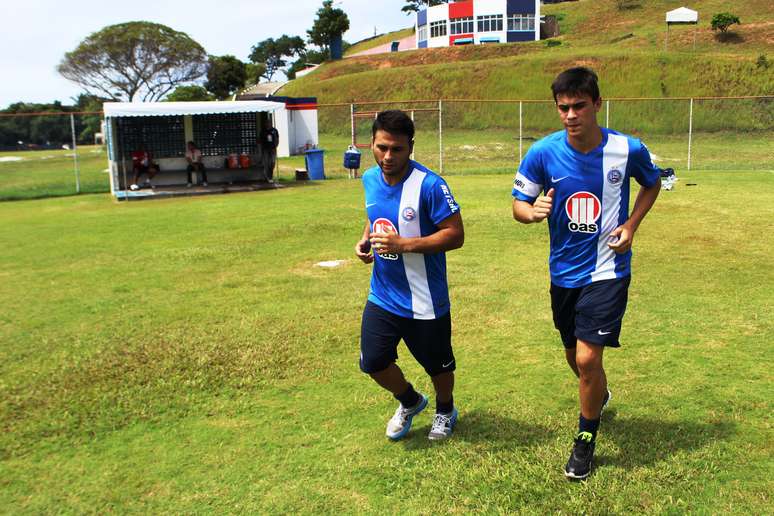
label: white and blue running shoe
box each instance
[385,394,428,441]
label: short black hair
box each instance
[372,110,415,141]
[551,67,600,103]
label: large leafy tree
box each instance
[249,36,306,82]
[205,55,247,99]
[58,21,208,102]
[711,13,741,33]
[401,0,448,14]
[165,85,214,102]
[307,1,350,53]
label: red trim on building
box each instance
[286,104,318,111]
[449,34,474,45]
[449,0,473,19]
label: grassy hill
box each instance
[344,28,414,57]
[281,0,773,103]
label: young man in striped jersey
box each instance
[512,67,661,479]
[355,110,465,441]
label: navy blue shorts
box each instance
[360,301,455,377]
[550,276,631,348]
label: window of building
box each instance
[450,16,474,35]
[430,20,447,38]
[477,14,503,33]
[117,116,185,159]
[418,24,428,41]
[193,113,259,156]
[507,14,535,32]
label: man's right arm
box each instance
[513,189,555,224]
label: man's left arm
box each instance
[370,212,464,255]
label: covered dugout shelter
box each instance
[104,101,285,199]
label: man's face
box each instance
[372,129,413,178]
[555,93,601,139]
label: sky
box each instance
[1,0,414,108]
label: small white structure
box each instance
[665,7,699,50]
[249,96,320,157]
[103,101,285,197]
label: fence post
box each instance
[687,98,694,171]
[350,103,355,147]
[519,101,523,163]
[605,100,610,128]
[70,113,81,194]
[438,99,444,175]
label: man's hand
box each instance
[532,188,555,222]
[608,224,634,254]
[355,237,373,263]
[370,230,405,255]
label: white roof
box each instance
[103,100,285,118]
[666,7,698,23]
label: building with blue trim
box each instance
[416,0,540,49]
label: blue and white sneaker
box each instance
[385,394,428,441]
[428,407,458,441]
[601,388,612,414]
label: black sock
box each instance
[395,383,421,408]
[578,414,600,441]
[436,396,454,415]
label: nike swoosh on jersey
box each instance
[551,176,569,183]
[365,202,377,208]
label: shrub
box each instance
[711,13,740,33]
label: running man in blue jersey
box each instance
[355,110,465,441]
[512,68,661,479]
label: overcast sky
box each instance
[1,0,414,108]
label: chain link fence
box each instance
[1,97,771,199]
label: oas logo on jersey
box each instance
[372,218,399,261]
[565,191,601,233]
[401,207,416,221]
[607,168,623,185]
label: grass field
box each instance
[0,166,772,512]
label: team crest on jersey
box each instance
[372,218,399,261]
[401,207,416,221]
[607,168,623,185]
[565,192,601,233]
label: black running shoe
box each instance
[565,432,595,480]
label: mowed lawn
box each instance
[0,170,771,513]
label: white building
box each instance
[416,0,541,49]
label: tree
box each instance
[245,63,267,86]
[165,85,214,102]
[711,13,740,33]
[205,55,247,99]
[249,36,306,82]
[307,1,350,54]
[58,21,208,102]
[402,1,448,15]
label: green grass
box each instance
[0,165,772,512]
[0,146,109,200]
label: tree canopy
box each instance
[307,1,350,51]
[249,36,306,82]
[711,13,741,33]
[57,21,208,102]
[205,55,247,99]
[401,1,448,14]
[165,85,214,102]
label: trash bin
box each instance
[305,149,325,180]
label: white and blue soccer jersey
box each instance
[363,160,460,320]
[512,128,660,288]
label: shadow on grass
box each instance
[400,408,558,451]
[597,409,736,468]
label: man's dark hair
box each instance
[372,110,415,141]
[551,67,600,103]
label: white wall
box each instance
[427,3,449,48]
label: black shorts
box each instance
[360,301,455,377]
[550,276,631,349]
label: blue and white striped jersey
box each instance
[363,160,460,320]
[512,128,660,288]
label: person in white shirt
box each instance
[185,141,208,187]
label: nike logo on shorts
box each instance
[597,330,612,336]
[442,360,455,368]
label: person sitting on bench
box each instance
[130,146,159,190]
[186,141,208,187]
